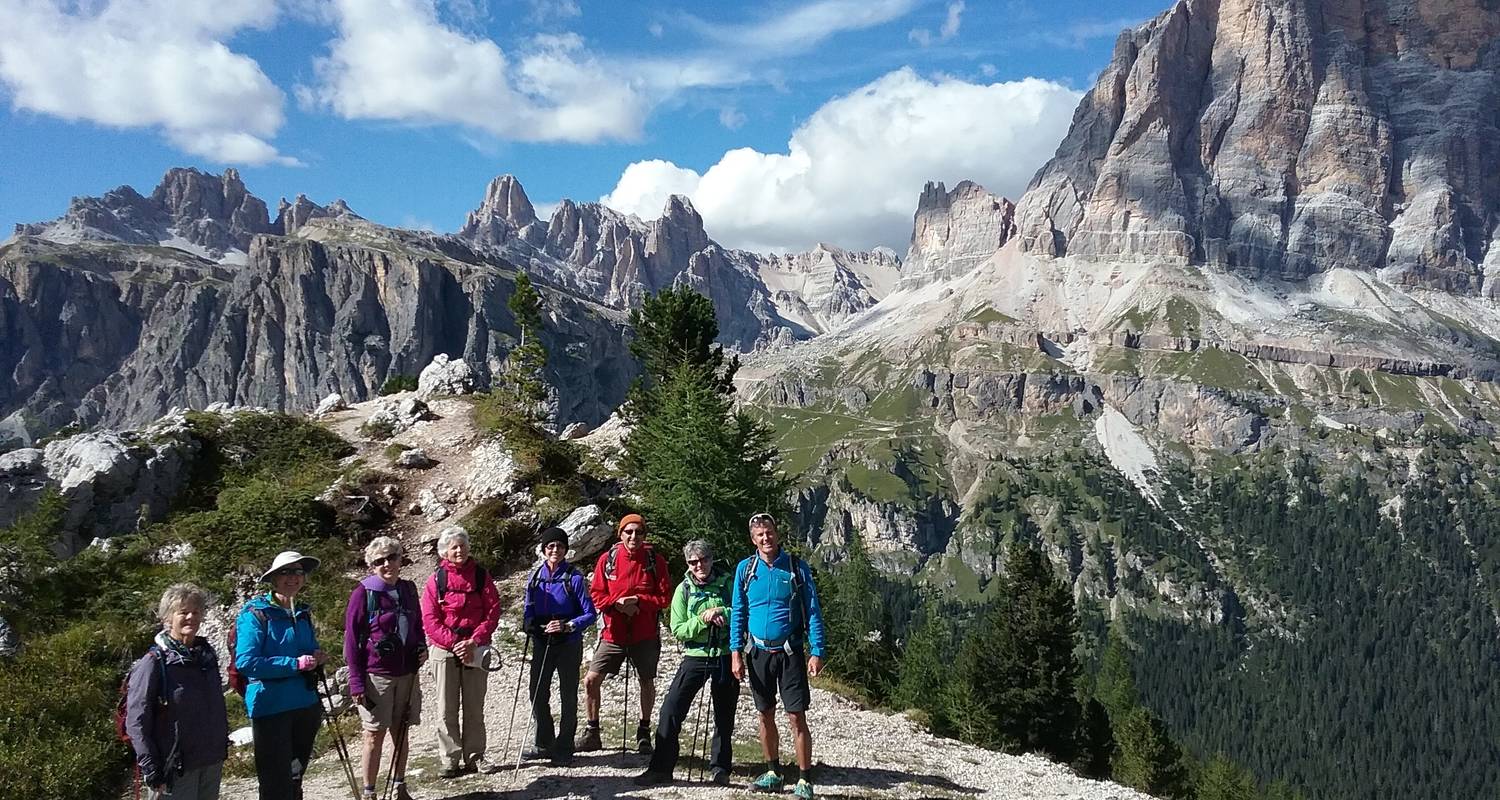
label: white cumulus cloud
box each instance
[600,68,1080,253]
[0,0,295,165]
[304,0,646,143]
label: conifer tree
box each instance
[500,271,549,421]
[823,532,894,700]
[622,288,787,562]
[893,597,951,725]
[1195,753,1258,800]
[1112,706,1188,796]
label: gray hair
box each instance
[364,535,403,566]
[436,526,470,552]
[156,583,209,624]
[683,539,713,564]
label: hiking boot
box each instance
[793,778,815,799]
[710,768,731,786]
[470,755,501,774]
[550,750,573,767]
[751,770,785,793]
[438,762,464,779]
[393,782,416,800]
[577,723,602,752]
[633,769,672,787]
[362,789,377,800]
[521,745,549,761]
[635,721,653,754]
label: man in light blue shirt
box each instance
[730,513,827,799]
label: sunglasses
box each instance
[687,557,709,566]
[274,568,307,578]
[621,526,644,534]
[371,554,403,567]
[748,513,776,527]
[543,542,567,551]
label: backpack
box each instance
[741,554,811,649]
[603,543,658,581]
[528,562,583,611]
[225,607,269,697]
[435,562,489,603]
[115,645,170,746]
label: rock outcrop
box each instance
[1013,0,1500,296]
[902,180,1015,286]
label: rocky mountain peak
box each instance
[1012,0,1500,297]
[274,194,363,235]
[903,179,1015,285]
[459,174,539,246]
[14,166,273,260]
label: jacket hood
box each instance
[246,593,311,617]
[360,574,401,591]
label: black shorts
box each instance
[746,647,810,713]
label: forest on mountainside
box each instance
[813,432,1500,800]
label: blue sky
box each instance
[0,0,1166,252]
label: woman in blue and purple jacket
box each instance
[344,536,427,800]
[520,526,598,764]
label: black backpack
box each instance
[528,562,583,609]
[741,554,811,645]
[602,543,658,581]
[435,563,489,602]
[360,579,418,649]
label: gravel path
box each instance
[220,564,1154,800]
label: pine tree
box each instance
[893,598,951,725]
[499,271,549,421]
[622,287,788,562]
[1112,706,1189,797]
[1195,753,1258,800]
[626,286,737,409]
[940,543,1083,760]
[1096,636,1139,719]
[823,532,894,700]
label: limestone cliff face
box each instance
[903,180,1015,286]
[1013,0,1500,295]
[459,175,902,348]
[0,220,636,443]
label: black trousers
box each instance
[251,703,321,800]
[529,635,583,756]
[647,654,739,775]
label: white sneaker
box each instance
[470,755,501,774]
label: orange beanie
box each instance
[616,513,645,534]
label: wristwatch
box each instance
[564,621,575,633]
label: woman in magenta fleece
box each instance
[343,536,426,800]
[420,527,502,778]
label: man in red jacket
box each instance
[578,513,671,753]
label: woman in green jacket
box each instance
[634,539,740,786]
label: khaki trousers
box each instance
[431,646,489,766]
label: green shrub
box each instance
[358,417,398,441]
[182,478,337,580]
[0,620,143,800]
[379,375,418,395]
[384,442,413,460]
[460,499,538,574]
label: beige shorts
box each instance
[587,638,660,679]
[356,673,422,733]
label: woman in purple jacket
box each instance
[520,526,598,764]
[344,536,427,800]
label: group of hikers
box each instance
[122,512,828,800]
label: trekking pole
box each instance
[317,669,363,800]
[510,636,553,783]
[695,624,719,783]
[380,669,418,800]
[621,656,633,753]
[499,635,532,774]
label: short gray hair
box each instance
[364,536,403,566]
[436,526,470,552]
[683,539,713,564]
[156,583,209,624]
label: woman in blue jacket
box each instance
[235,551,327,800]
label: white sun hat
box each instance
[259,550,322,583]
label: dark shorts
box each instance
[587,638,661,680]
[746,647,810,713]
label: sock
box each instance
[769,757,782,775]
[587,719,600,728]
[638,718,650,728]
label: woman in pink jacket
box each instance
[420,527,502,778]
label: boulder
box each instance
[312,393,349,417]
[417,487,452,521]
[418,354,476,399]
[560,422,590,440]
[0,615,19,659]
[362,397,433,439]
[464,440,519,502]
[394,448,434,469]
[558,504,613,564]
